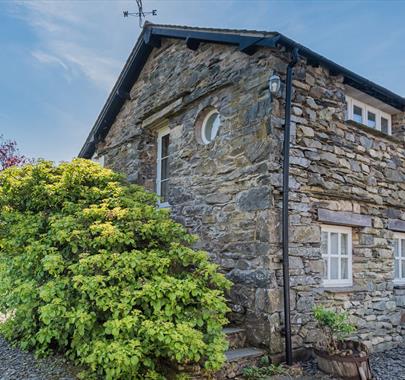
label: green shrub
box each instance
[242,357,286,380]
[313,306,355,352]
[0,159,230,379]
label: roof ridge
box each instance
[144,22,277,36]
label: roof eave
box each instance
[79,28,152,158]
[277,34,405,111]
[79,25,405,159]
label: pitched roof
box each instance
[79,23,405,158]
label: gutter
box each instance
[282,46,299,366]
[276,34,404,110]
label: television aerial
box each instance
[123,0,157,28]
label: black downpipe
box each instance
[282,46,299,366]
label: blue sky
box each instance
[1,0,405,162]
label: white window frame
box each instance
[201,109,221,145]
[393,232,405,285]
[156,126,170,208]
[346,95,392,135]
[91,154,105,167]
[350,98,365,125]
[321,225,353,287]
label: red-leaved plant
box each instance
[0,135,30,171]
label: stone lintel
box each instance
[388,219,405,232]
[317,208,372,227]
[142,97,183,128]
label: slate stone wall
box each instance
[94,38,405,355]
[283,63,405,352]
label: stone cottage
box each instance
[79,24,405,362]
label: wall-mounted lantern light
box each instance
[268,74,281,95]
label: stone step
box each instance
[225,347,267,362]
[169,347,267,379]
[223,327,246,349]
[216,347,267,379]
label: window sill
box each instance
[346,120,401,144]
[393,282,405,289]
[319,285,366,294]
[158,202,171,209]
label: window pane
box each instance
[402,260,405,280]
[204,123,213,142]
[395,259,400,279]
[341,258,348,279]
[381,117,389,134]
[210,114,221,140]
[353,105,363,123]
[341,234,348,256]
[160,180,168,202]
[321,232,328,255]
[394,239,399,258]
[204,112,220,143]
[323,258,328,279]
[330,233,339,255]
[367,111,376,128]
[161,157,168,180]
[401,240,405,258]
[161,134,170,157]
[330,257,339,279]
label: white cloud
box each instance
[50,41,121,90]
[12,0,130,91]
[31,50,69,71]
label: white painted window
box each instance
[381,117,389,134]
[91,154,105,167]
[156,126,170,208]
[367,110,376,129]
[353,104,363,124]
[201,109,221,144]
[394,233,405,284]
[321,225,353,287]
[346,95,392,135]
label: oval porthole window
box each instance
[201,109,221,144]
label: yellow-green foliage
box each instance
[0,159,230,379]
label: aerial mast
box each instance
[123,0,157,28]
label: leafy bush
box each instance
[242,364,285,380]
[242,357,286,380]
[313,306,355,352]
[0,159,230,379]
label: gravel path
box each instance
[0,337,78,380]
[300,345,405,380]
[300,359,339,379]
[370,345,405,380]
[0,335,404,380]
